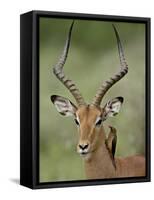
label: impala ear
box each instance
[50,95,77,117]
[102,97,123,121]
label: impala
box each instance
[50,22,145,179]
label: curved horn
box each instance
[53,21,86,106]
[92,24,128,106]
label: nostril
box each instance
[79,144,89,150]
[84,144,89,149]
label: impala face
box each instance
[50,22,128,160]
[75,105,103,157]
[51,95,123,159]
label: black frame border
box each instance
[20,10,151,189]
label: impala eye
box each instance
[95,119,102,126]
[74,118,80,126]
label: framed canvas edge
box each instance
[20,10,151,189]
[20,11,33,188]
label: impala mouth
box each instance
[77,146,91,157]
[78,149,89,156]
[79,151,91,158]
[79,151,92,161]
[81,152,88,155]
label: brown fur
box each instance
[51,98,145,179]
[76,105,145,179]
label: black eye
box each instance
[74,119,80,126]
[96,119,102,126]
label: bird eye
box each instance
[96,119,102,126]
[74,118,80,126]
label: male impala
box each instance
[50,22,145,179]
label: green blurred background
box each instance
[39,18,145,182]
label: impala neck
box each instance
[84,127,116,179]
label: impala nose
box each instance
[79,144,89,150]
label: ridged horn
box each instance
[92,24,128,106]
[53,21,86,106]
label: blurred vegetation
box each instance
[39,18,145,182]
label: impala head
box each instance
[50,21,128,159]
